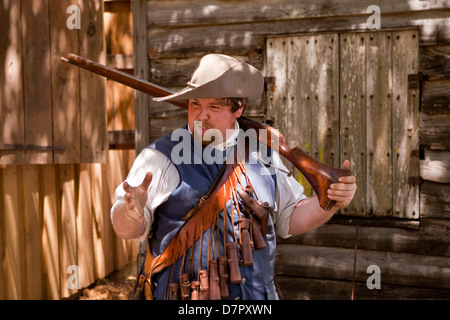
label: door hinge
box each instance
[264,76,276,92]
[408,72,428,90]
[408,176,423,186]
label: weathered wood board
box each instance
[147,0,450,28]
[420,149,450,184]
[365,32,392,217]
[79,0,108,163]
[0,1,25,165]
[392,30,420,219]
[276,276,450,300]
[275,244,450,290]
[1,0,108,165]
[278,218,449,257]
[21,0,53,164]
[340,32,367,217]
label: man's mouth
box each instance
[194,123,211,133]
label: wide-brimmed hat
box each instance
[153,54,264,106]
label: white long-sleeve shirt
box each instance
[111,121,307,242]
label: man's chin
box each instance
[194,137,217,147]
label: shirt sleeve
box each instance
[269,151,308,239]
[110,147,180,242]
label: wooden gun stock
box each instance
[61,53,351,210]
[237,117,351,210]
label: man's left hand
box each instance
[327,160,357,209]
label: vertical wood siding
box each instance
[0,0,137,299]
[0,158,136,299]
[0,0,108,165]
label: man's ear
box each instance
[235,106,245,118]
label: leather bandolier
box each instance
[130,154,271,300]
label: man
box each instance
[111,54,356,300]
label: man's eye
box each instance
[211,105,221,109]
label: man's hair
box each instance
[219,98,247,113]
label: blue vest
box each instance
[148,126,278,300]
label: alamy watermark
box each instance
[366,265,381,289]
[367,5,381,30]
[67,265,81,290]
[66,5,81,30]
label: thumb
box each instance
[341,159,351,170]
[139,171,153,191]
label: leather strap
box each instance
[141,160,246,297]
[148,162,244,276]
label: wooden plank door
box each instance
[265,30,419,219]
[266,34,339,197]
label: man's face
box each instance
[188,98,244,146]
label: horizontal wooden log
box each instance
[419,45,450,80]
[420,113,450,150]
[148,14,450,59]
[108,130,135,149]
[149,118,187,143]
[150,95,188,118]
[147,0,450,28]
[420,181,450,219]
[150,58,198,87]
[149,55,264,87]
[421,79,450,114]
[148,23,265,59]
[276,276,450,300]
[420,148,450,183]
[278,218,449,257]
[275,244,450,289]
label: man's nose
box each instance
[198,106,210,121]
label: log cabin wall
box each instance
[0,0,137,299]
[144,0,450,299]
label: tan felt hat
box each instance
[153,54,264,106]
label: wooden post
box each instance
[79,0,108,163]
[0,0,25,165]
[366,32,393,217]
[132,0,150,153]
[340,32,366,217]
[392,30,419,219]
[49,0,81,164]
[132,0,150,275]
[21,0,53,164]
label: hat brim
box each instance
[153,62,264,106]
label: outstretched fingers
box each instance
[122,171,153,217]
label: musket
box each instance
[61,53,351,210]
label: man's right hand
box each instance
[123,171,153,223]
[112,171,153,240]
